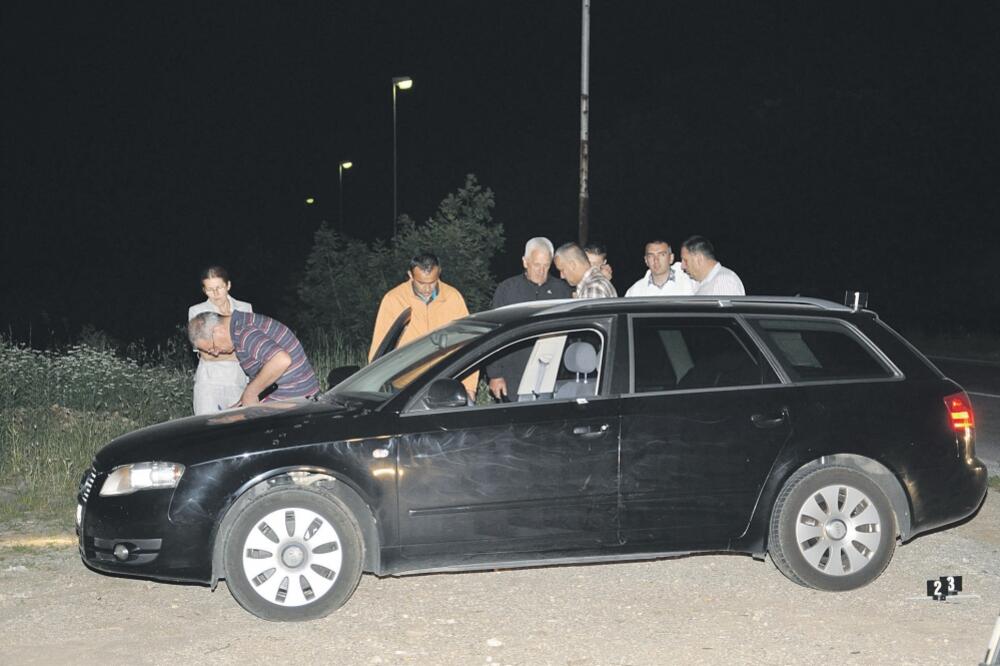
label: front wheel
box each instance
[769,466,896,591]
[223,487,363,621]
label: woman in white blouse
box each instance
[187,266,253,414]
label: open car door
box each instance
[370,307,412,361]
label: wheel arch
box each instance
[768,454,914,546]
[209,466,382,587]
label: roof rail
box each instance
[537,295,854,315]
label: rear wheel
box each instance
[223,487,363,621]
[769,466,896,591]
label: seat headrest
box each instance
[563,341,598,374]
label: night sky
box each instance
[3,2,999,348]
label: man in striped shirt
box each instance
[554,242,618,299]
[188,311,319,407]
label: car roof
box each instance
[469,296,861,325]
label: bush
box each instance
[0,341,191,422]
[296,174,505,349]
[0,338,194,522]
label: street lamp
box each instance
[392,76,413,236]
[338,160,353,230]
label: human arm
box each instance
[236,350,291,407]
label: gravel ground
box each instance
[0,492,997,666]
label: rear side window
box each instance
[750,318,894,382]
[630,317,776,393]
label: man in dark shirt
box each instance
[487,237,572,400]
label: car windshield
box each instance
[325,321,496,402]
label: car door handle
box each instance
[573,423,610,437]
[751,411,787,429]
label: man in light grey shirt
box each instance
[680,235,745,296]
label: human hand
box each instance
[488,378,508,400]
[238,387,260,407]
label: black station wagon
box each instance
[77,296,988,621]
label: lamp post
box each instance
[392,76,413,237]
[578,0,591,246]
[338,160,353,230]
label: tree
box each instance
[297,174,504,350]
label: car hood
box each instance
[93,397,367,471]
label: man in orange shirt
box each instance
[369,253,476,397]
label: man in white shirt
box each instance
[624,240,697,297]
[680,235,745,296]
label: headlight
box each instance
[99,462,185,497]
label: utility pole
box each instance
[577,0,591,246]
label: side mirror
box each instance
[424,378,469,409]
[326,365,360,389]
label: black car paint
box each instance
[78,299,989,587]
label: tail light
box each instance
[944,392,975,431]
[944,391,976,462]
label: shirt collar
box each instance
[523,273,554,288]
[646,269,675,287]
[412,283,440,304]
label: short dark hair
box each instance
[409,252,440,273]
[200,265,230,282]
[555,242,589,266]
[645,239,672,253]
[583,242,607,257]
[682,235,716,260]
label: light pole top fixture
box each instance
[340,161,353,170]
[392,76,413,90]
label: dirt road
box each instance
[1,493,998,666]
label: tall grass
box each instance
[0,341,192,524]
[0,331,364,525]
[302,327,367,389]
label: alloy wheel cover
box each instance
[794,483,882,576]
[240,506,344,606]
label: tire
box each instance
[768,466,896,591]
[222,487,364,621]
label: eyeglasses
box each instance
[204,286,227,294]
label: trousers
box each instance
[193,359,249,415]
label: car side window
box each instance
[455,328,604,406]
[750,318,894,382]
[631,318,773,393]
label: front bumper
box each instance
[77,468,213,584]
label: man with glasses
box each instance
[624,240,696,297]
[187,311,319,407]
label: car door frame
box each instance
[618,312,795,550]
[389,315,624,568]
